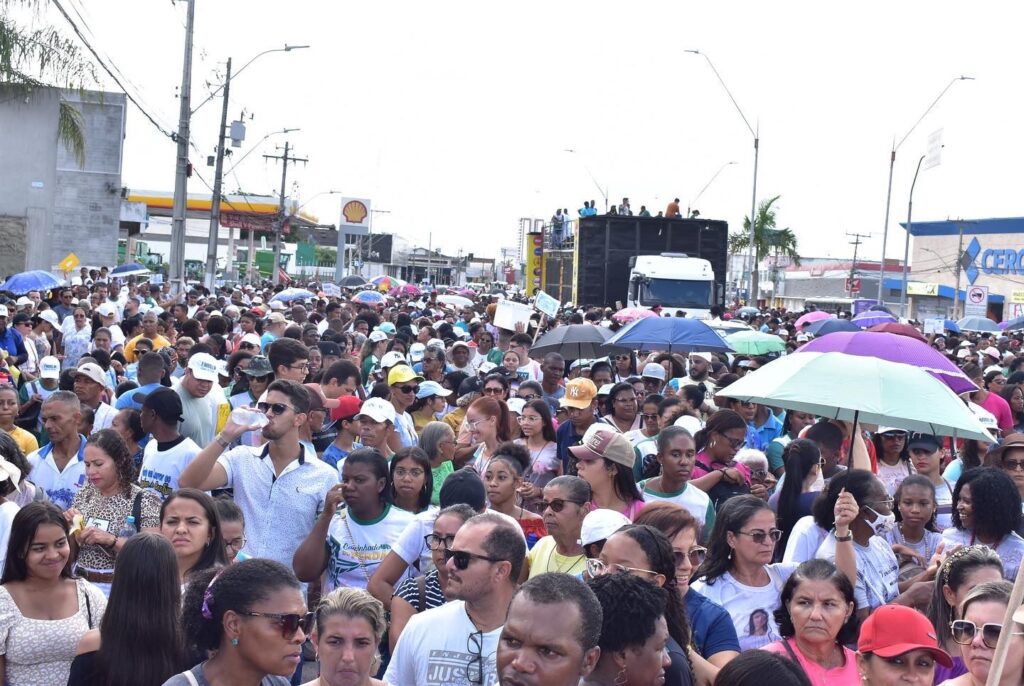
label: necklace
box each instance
[545,543,584,573]
[341,508,375,586]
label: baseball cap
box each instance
[331,395,363,422]
[409,342,426,363]
[959,340,974,348]
[507,398,527,415]
[458,376,483,398]
[796,333,810,343]
[451,341,470,352]
[317,341,342,358]
[39,356,60,380]
[0,306,9,318]
[857,605,952,667]
[140,387,184,424]
[379,322,397,335]
[877,426,907,436]
[239,333,262,348]
[439,466,486,511]
[354,397,396,424]
[641,362,666,380]
[36,310,59,327]
[380,351,407,370]
[570,423,635,468]
[97,302,117,318]
[416,381,451,400]
[269,301,286,311]
[689,352,713,363]
[187,353,221,382]
[388,365,424,386]
[74,362,107,387]
[982,346,1001,359]
[369,330,387,343]
[14,297,31,309]
[907,432,942,452]
[478,361,498,376]
[240,355,273,377]
[579,509,631,547]
[265,312,287,325]
[597,383,614,397]
[560,378,598,410]
[956,349,971,360]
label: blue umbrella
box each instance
[942,319,962,334]
[851,311,897,328]
[2,270,62,295]
[957,316,999,334]
[1003,316,1024,332]
[270,287,316,304]
[604,317,734,354]
[805,318,861,337]
[110,262,150,277]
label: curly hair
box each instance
[951,467,1022,539]
[586,571,668,654]
[86,428,137,494]
[773,559,858,644]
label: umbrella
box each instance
[1,270,62,295]
[717,351,994,443]
[707,320,751,335]
[1003,316,1024,332]
[957,316,1000,334]
[866,322,927,342]
[799,331,977,395]
[612,307,658,324]
[737,306,760,318]
[869,304,895,314]
[389,284,422,297]
[338,275,368,288]
[795,311,833,329]
[604,317,734,354]
[437,294,473,309]
[851,311,897,328]
[531,324,631,360]
[109,262,150,278]
[351,290,386,305]
[942,319,962,334]
[725,330,787,355]
[270,288,316,304]
[456,288,477,297]
[804,318,861,337]
[371,275,403,292]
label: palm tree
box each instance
[730,195,801,301]
[1,0,98,165]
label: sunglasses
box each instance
[239,611,315,639]
[483,387,505,395]
[256,402,296,416]
[586,558,659,578]
[1003,459,1024,472]
[641,413,660,422]
[397,385,419,395]
[443,548,502,570]
[424,533,456,551]
[675,546,707,568]
[950,620,1024,649]
[538,498,584,513]
[612,355,631,361]
[519,393,539,401]
[735,528,783,545]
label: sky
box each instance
[20,1,1024,263]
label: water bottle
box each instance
[229,407,269,428]
[118,515,137,539]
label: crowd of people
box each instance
[0,272,1019,686]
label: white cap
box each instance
[380,351,406,369]
[796,333,810,343]
[39,356,60,379]
[97,302,117,318]
[409,342,426,363]
[984,365,1004,376]
[597,383,615,396]
[478,361,498,375]
[252,296,264,304]
[641,362,666,380]
[959,340,974,348]
[427,338,445,350]
[15,297,32,308]
[579,509,632,546]
[37,310,58,327]
[451,341,470,351]
[689,352,713,362]
[956,349,970,360]
[354,397,396,424]
[187,352,220,382]
[369,330,388,343]
[506,398,527,415]
[269,301,286,311]
[74,362,108,388]
[982,346,1001,359]
[0,306,9,318]
[877,426,908,435]
[674,414,704,435]
[240,333,261,347]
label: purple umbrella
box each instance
[798,331,977,395]
[851,310,897,328]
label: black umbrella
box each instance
[338,275,368,288]
[529,325,631,360]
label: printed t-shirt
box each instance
[138,435,201,500]
[325,504,415,592]
[690,563,798,651]
[817,533,899,610]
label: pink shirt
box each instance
[692,450,752,485]
[590,498,646,522]
[762,639,860,686]
[979,391,1013,433]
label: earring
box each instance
[728,547,734,561]
[614,667,627,686]
[231,638,239,647]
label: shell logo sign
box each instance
[339,197,372,236]
[342,200,368,224]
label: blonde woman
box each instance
[301,588,385,686]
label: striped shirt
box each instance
[394,568,446,612]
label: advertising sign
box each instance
[339,198,372,236]
[524,232,545,295]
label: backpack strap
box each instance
[416,575,427,613]
[131,489,144,527]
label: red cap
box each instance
[330,395,363,423]
[857,605,953,667]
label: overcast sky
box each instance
[28,1,1024,263]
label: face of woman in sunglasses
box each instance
[232,586,308,677]
[727,508,779,567]
[958,601,1024,684]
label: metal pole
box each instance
[246,229,255,284]
[203,57,231,291]
[876,149,896,304]
[169,0,195,295]
[272,142,289,286]
[900,155,926,318]
[748,135,759,304]
[952,223,964,319]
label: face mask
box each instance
[866,507,896,536]
[811,467,825,492]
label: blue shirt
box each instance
[115,382,164,410]
[322,441,362,470]
[556,416,608,474]
[0,327,26,363]
[685,588,741,659]
[747,411,784,452]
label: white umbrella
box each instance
[437,295,473,308]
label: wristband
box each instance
[834,529,853,542]
[215,434,231,450]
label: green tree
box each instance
[730,195,801,301]
[1,0,97,165]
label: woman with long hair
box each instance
[571,424,645,520]
[66,429,161,595]
[482,442,546,547]
[293,449,414,592]
[690,409,751,509]
[67,533,186,686]
[301,587,386,686]
[611,351,637,383]
[387,446,433,514]
[943,439,985,485]
[938,580,1024,686]
[360,333,388,385]
[176,559,310,685]
[159,489,228,585]
[999,383,1024,433]
[871,428,912,496]
[773,439,823,561]
[0,502,107,685]
[464,396,512,475]
[409,382,450,434]
[602,381,641,434]
[927,545,1004,683]
[941,467,1024,580]
[514,398,559,513]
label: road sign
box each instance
[58,253,80,273]
[965,285,989,317]
[845,277,862,293]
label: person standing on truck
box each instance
[618,197,632,215]
[666,198,682,218]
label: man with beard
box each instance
[676,351,717,412]
[179,379,338,566]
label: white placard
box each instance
[322,283,341,297]
[534,291,560,318]
[493,300,535,332]
[924,318,944,335]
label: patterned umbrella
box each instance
[370,275,403,292]
[389,284,422,297]
[611,307,658,324]
[352,290,386,305]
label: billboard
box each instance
[339,198,371,236]
[524,232,545,295]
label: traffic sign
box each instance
[845,277,862,293]
[965,285,989,317]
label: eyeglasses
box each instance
[675,546,707,568]
[483,387,505,395]
[721,435,746,449]
[288,363,310,372]
[585,558,660,578]
[395,467,425,479]
[951,620,1024,649]
[1004,459,1024,472]
[864,498,895,511]
[467,629,484,685]
[614,396,637,404]
[642,413,659,422]
[239,611,315,639]
[466,418,488,431]
[443,548,502,570]
[538,498,584,513]
[735,528,783,545]
[396,385,419,395]
[518,393,539,402]
[424,533,456,551]
[225,537,246,552]
[613,355,631,361]
[256,402,297,416]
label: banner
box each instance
[534,290,560,318]
[524,232,544,295]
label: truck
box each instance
[542,215,729,318]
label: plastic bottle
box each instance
[118,515,138,540]
[229,407,269,428]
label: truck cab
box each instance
[627,253,716,319]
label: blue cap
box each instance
[416,380,452,400]
[379,322,397,335]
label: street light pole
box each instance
[203,57,231,291]
[685,50,759,304]
[875,76,974,305]
[688,161,737,216]
[899,155,926,318]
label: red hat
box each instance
[857,605,953,667]
[330,395,362,423]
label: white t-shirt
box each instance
[92,402,116,433]
[394,411,419,448]
[639,480,714,528]
[933,478,955,531]
[515,360,542,383]
[138,436,201,500]
[876,459,914,496]
[941,528,1024,581]
[0,501,20,576]
[325,505,415,591]
[385,599,502,686]
[690,563,797,651]
[782,515,828,564]
[392,508,439,575]
[817,533,899,610]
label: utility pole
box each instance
[952,220,966,319]
[169,0,195,295]
[203,57,231,292]
[263,142,308,285]
[846,232,870,299]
